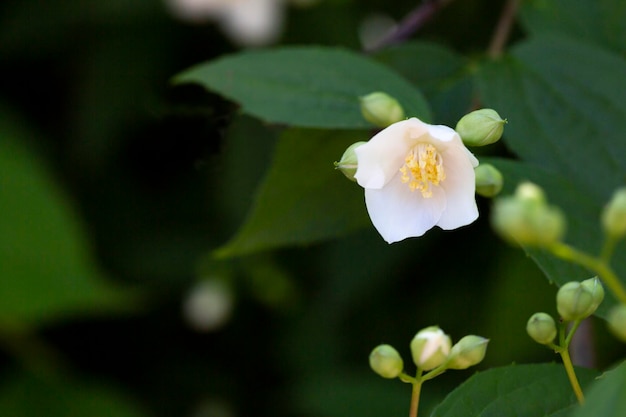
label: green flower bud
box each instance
[607,304,626,342]
[410,326,451,371]
[360,92,405,128]
[446,335,489,370]
[455,109,506,147]
[580,277,604,317]
[491,182,566,247]
[601,187,626,239]
[526,312,557,344]
[334,141,366,181]
[474,164,503,197]
[557,281,595,321]
[369,344,404,378]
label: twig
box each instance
[366,0,456,52]
[487,0,520,58]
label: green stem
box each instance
[548,241,626,304]
[600,235,618,264]
[559,348,585,405]
[409,379,423,417]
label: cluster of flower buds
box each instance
[369,326,489,379]
[491,182,566,247]
[527,277,604,345]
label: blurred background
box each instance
[1,0,621,416]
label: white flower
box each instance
[166,0,284,46]
[354,117,479,243]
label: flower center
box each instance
[399,143,445,198]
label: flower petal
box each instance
[355,118,429,189]
[436,145,478,229]
[364,174,447,243]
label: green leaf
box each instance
[520,0,626,53]
[431,363,599,417]
[174,46,431,129]
[476,36,626,309]
[477,35,626,203]
[215,128,369,258]
[0,114,139,325]
[0,369,147,417]
[374,41,474,125]
[572,361,626,417]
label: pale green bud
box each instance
[369,344,404,378]
[607,304,626,342]
[334,141,366,181]
[360,92,405,128]
[601,187,626,239]
[526,312,557,344]
[474,164,503,197]
[491,182,566,246]
[557,281,595,321]
[580,277,604,317]
[446,335,489,370]
[455,109,506,147]
[410,326,451,371]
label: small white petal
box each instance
[364,174,446,243]
[355,118,429,189]
[221,0,283,45]
[436,145,478,229]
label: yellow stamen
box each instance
[399,143,445,198]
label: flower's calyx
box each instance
[410,326,451,371]
[335,141,367,181]
[491,182,566,247]
[608,304,626,342]
[556,278,603,321]
[474,164,503,197]
[399,143,445,197]
[369,344,404,378]
[446,335,489,370]
[360,92,405,128]
[455,109,506,147]
[601,187,626,239]
[526,312,557,345]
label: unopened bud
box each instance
[474,164,503,197]
[334,141,366,181]
[182,279,234,332]
[491,182,565,246]
[607,304,626,342]
[410,326,451,371]
[369,344,404,378]
[601,187,626,239]
[580,277,604,317]
[446,335,489,370]
[526,312,557,344]
[360,92,405,128]
[557,281,595,321]
[455,109,506,147]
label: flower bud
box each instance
[556,281,595,321]
[455,108,506,147]
[491,182,566,246]
[607,304,626,342]
[334,141,366,181]
[580,277,604,317]
[410,326,451,371]
[474,164,503,197]
[446,335,489,370]
[601,187,626,239]
[182,279,234,332]
[360,92,405,128]
[526,312,557,344]
[369,344,404,378]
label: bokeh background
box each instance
[1,0,623,416]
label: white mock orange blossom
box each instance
[354,118,479,243]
